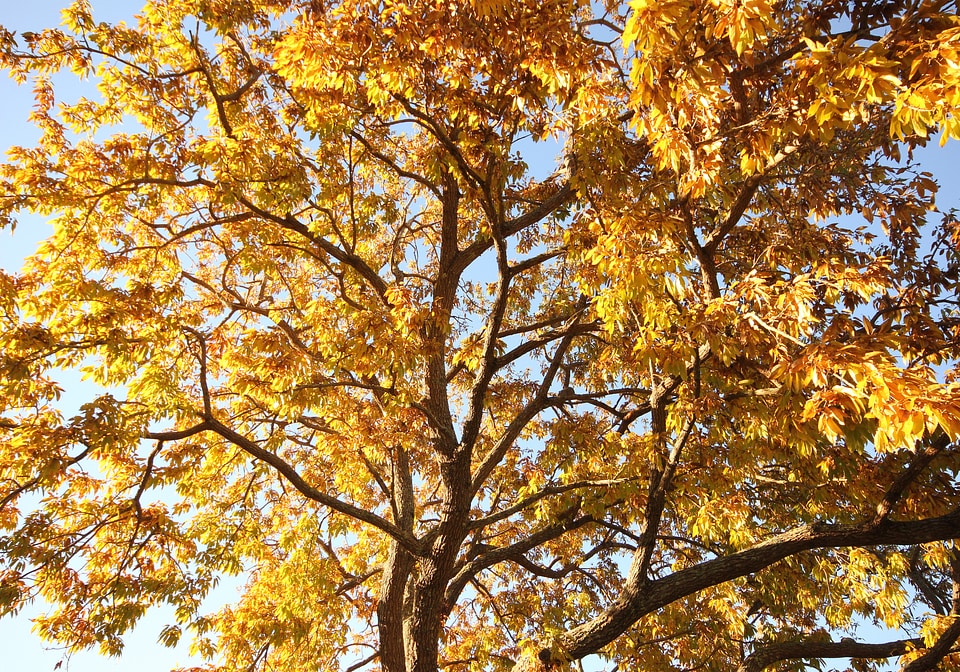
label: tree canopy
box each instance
[1,0,960,671]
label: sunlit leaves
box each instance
[1,0,960,671]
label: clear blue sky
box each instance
[1,2,959,672]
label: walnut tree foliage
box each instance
[1,1,960,671]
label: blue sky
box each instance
[0,1,959,671]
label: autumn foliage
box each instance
[1,0,960,671]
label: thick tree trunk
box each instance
[407,455,473,672]
[378,542,415,672]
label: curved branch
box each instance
[471,321,585,494]
[560,508,960,660]
[232,194,389,301]
[495,319,597,370]
[903,553,960,671]
[739,637,921,672]
[875,430,951,523]
[459,209,514,452]
[446,508,594,606]
[0,446,92,510]
[145,420,420,552]
[901,618,960,672]
[207,417,418,551]
[470,478,634,531]
[350,129,442,199]
[455,180,575,276]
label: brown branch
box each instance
[560,508,960,661]
[144,419,419,552]
[344,651,379,672]
[503,181,574,238]
[0,446,92,510]
[471,323,583,494]
[508,248,565,277]
[131,443,162,519]
[624,408,695,590]
[207,416,418,551]
[455,180,574,276]
[470,478,634,531]
[876,430,951,523]
[459,214,513,452]
[190,35,234,138]
[446,508,594,605]
[738,637,922,672]
[392,94,486,190]
[495,319,596,370]
[231,195,389,301]
[350,129,442,198]
[144,423,210,442]
[901,619,960,672]
[497,312,573,338]
[703,175,762,255]
[218,70,262,103]
[902,553,960,672]
[183,327,212,418]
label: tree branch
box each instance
[560,509,960,660]
[446,507,593,605]
[233,194,389,301]
[738,637,922,672]
[145,420,420,552]
[875,430,952,523]
[471,322,584,494]
[206,416,419,551]
[470,478,634,531]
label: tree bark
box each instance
[558,510,960,660]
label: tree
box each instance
[1,0,960,670]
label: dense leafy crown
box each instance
[2,0,960,671]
